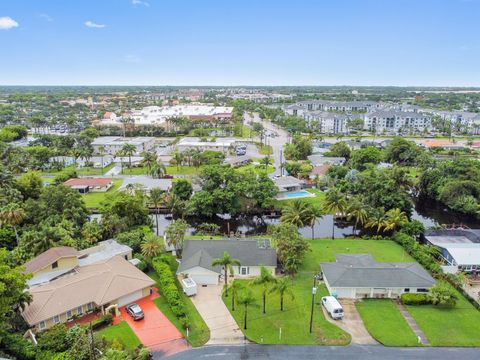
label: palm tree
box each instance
[383,208,408,232]
[305,205,322,240]
[346,199,368,236]
[269,277,295,311]
[237,289,256,330]
[252,266,276,314]
[171,151,184,171]
[211,251,241,296]
[260,156,272,169]
[150,161,167,179]
[0,203,26,243]
[141,233,164,258]
[98,145,106,175]
[365,208,387,236]
[322,188,347,239]
[141,151,157,172]
[149,188,165,235]
[227,280,243,311]
[121,143,136,172]
[280,200,311,227]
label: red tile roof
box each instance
[64,178,113,187]
[104,111,113,118]
[24,247,79,273]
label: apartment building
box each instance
[364,110,431,133]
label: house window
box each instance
[124,255,128,260]
[52,261,58,269]
[87,303,93,311]
[66,310,73,319]
[39,321,46,330]
[53,315,60,324]
[417,288,428,293]
[77,306,83,315]
[404,288,410,293]
[240,267,249,276]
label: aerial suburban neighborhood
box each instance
[1,1,480,360]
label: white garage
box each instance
[117,290,144,307]
[181,266,219,285]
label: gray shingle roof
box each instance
[321,254,435,288]
[178,239,277,274]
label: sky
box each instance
[0,0,479,86]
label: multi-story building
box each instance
[296,100,379,112]
[303,111,350,134]
[91,136,156,155]
[364,110,431,133]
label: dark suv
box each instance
[126,303,144,320]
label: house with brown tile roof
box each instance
[24,247,79,276]
[63,178,113,193]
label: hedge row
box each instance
[392,232,442,274]
[400,293,430,305]
[91,314,113,330]
[152,257,190,328]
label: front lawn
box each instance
[98,321,141,349]
[82,178,123,209]
[406,284,480,346]
[224,274,350,345]
[356,299,419,346]
[149,263,210,347]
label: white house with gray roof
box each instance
[177,239,277,285]
[321,254,435,299]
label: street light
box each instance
[309,272,322,333]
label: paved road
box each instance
[244,112,289,176]
[161,344,480,360]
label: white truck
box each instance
[321,296,344,320]
[181,277,197,297]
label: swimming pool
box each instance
[278,190,315,200]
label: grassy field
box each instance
[82,178,123,208]
[237,164,275,175]
[406,283,480,346]
[258,144,273,155]
[149,266,210,347]
[98,321,141,349]
[124,165,203,176]
[356,299,419,346]
[42,164,116,177]
[273,188,326,209]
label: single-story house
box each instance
[224,155,252,167]
[119,176,172,193]
[113,155,144,166]
[273,175,303,192]
[176,137,237,152]
[321,254,435,299]
[63,178,113,193]
[77,155,114,168]
[309,164,330,179]
[177,239,277,285]
[22,256,154,331]
[307,155,346,166]
[425,229,480,273]
[25,247,79,278]
[49,156,76,167]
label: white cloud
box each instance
[0,16,19,30]
[85,20,106,28]
[132,0,150,7]
[39,13,53,22]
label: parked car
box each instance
[126,303,144,320]
[321,296,344,320]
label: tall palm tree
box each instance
[171,151,184,171]
[260,156,272,169]
[0,203,26,244]
[149,188,165,235]
[98,145,106,175]
[252,266,277,314]
[365,208,387,236]
[322,188,347,239]
[150,161,167,179]
[238,289,256,330]
[141,151,157,172]
[227,280,243,311]
[141,233,164,258]
[280,200,311,228]
[121,143,136,172]
[346,199,368,236]
[212,251,241,297]
[383,208,408,232]
[304,205,322,240]
[269,276,295,311]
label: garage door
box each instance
[190,274,218,285]
[117,290,143,307]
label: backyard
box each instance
[82,178,123,208]
[273,188,326,209]
[98,321,141,350]
[356,299,419,346]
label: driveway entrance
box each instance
[190,284,244,345]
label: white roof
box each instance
[78,239,132,266]
[445,245,480,265]
[177,137,236,147]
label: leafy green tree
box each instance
[271,223,310,276]
[149,188,165,235]
[141,233,164,259]
[383,208,408,232]
[16,171,43,200]
[327,141,351,160]
[346,198,368,236]
[323,188,347,239]
[140,151,157,171]
[280,200,312,228]
[171,178,193,201]
[81,220,103,245]
[428,283,458,307]
[165,219,189,256]
[350,146,383,171]
[269,276,295,311]
[121,143,136,171]
[365,208,387,236]
[384,137,423,166]
[150,161,167,179]
[100,192,150,234]
[0,203,25,244]
[212,251,241,296]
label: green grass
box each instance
[273,188,326,209]
[223,275,350,345]
[82,178,123,209]
[356,300,419,346]
[406,284,480,346]
[124,165,203,175]
[97,321,141,350]
[149,266,210,347]
[77,163,116,176]
[237,164,275,174]
[258,144,273,155]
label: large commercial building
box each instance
[91,136,156,155]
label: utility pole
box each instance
[89,322,97,360]
[309,275,318,333]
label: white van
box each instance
[321,296,344,320]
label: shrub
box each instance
[91,314,113,330]
[392,232,441,274]
[401,293,430,305]
[428,282,458,307]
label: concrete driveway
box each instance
[322,299,378,345]
[190,284,245,345]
